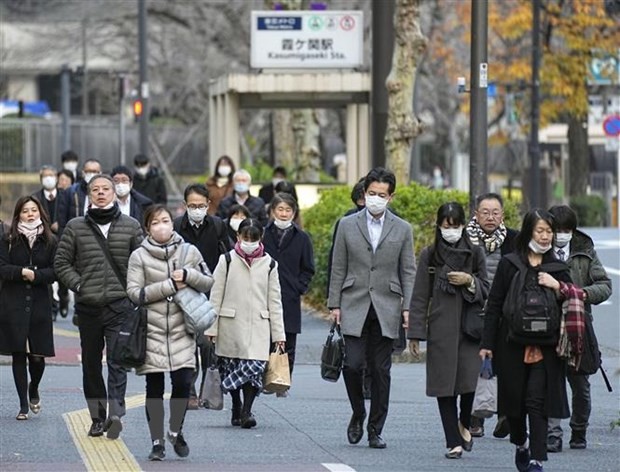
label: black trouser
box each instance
[548,369,590,438]
[77,305,127,421]
[437,393,475,448]
[343,304,393,436]
[285,332,297,377]
[58,282,69,309]
[508,361,548,462]
[145,368,193,441]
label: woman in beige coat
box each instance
[127,205,213,461]
[206,218,285,429]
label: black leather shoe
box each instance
[569,430,587,449]
[105,416,123,440]
[546,436,562,453]
[88,420,105,437]
[368,432,387,449]
[347,412,366,444]
[493,416,510,438]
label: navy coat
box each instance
[263,222,315,334]
[0,233,57,356]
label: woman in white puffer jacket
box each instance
[127,204,213,462]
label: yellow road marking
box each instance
[64,392,171,471]
[53,327,80,339]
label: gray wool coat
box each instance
[126,233,214,374]
[328,209,416,339]
[408,242,490,397]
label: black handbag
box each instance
[321,321,345,382]
[461,300,485,342]
[109,298,147,368]
[88,223,147,368]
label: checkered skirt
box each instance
[218,357,267,392]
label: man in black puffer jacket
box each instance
[55,175,143,441]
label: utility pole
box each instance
[81,16,88,116]
[371,0,395,169]
[138,0,149,156]
[529,0,542,208]
[469,0,488,212]
[60,64,71,152]
[119,75,127,165]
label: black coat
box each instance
[57,181,88,230]
[217,194,268,227]
[132,167,167,204]
[124,189,153,227]
[263,222,315,334]
[0,233,57,356]
[481,252,571,419]
[33,188,65,228]
[173,213,230,273]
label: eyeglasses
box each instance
[477,210,502,219]
[187,204,208,210]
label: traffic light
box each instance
[133,98,143,122]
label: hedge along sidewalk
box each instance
[301,182,520,313]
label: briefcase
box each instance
[321,321,345,382]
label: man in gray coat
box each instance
[328,167,416,449]
[55,175,143,440]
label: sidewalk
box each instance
[0,309,618,471]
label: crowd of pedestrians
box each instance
[0,155,613,472]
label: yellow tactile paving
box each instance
[53,326,81,339]
[63,394,144,472]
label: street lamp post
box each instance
[138,0,149,156]
[529,0,542,209]
[469,0,489,212]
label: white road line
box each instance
[322,464,357,472]
[603,267,620,276]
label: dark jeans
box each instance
[145,368,193,441]
[285,332,297,377]
[508,361,548,462]
[548,369,591,439]
[437,393,475,448]
[343,304,393,436]
[77,304,127,421]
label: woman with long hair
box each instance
[127,204,214,461]
[0,196,57,420]
[205,155,236,215]
[408,201,490,459]
[480,209,571,472]
[206,218,285,428]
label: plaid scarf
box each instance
[556,282,586,369]
[466,218,507,253]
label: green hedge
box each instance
[302,182,521,310]
[569,195,607,227]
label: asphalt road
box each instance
[0,227,618,471]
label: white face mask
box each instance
[365,195,389,215]
[234,182,249,194]
[115,183,131,198]
[63,162,78,172]
[83,172,97,184]
[135,166,149,177]
[529,240,552,254]
[218,165,232,177]
[240,240,260,254]
[41,176,57,190]
[187,207,207,224]
[555,232,572,248]
[440,227,463,244]
[229,218,244,232]
[274,218,293,230]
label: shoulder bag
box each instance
[174,243,217,336]
[321,321,346,382]
[88,223,147,368]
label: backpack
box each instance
[502,253,564,346]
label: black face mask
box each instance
[87,203,120,225]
